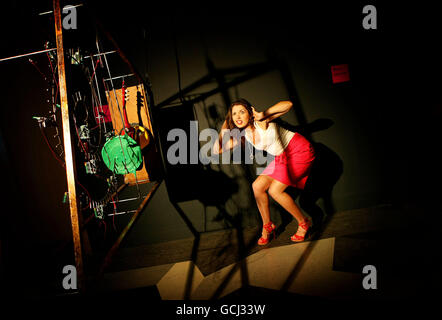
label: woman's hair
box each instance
[225,98,254,130]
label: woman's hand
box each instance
[252,106,265,122]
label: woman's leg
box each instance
[268,179,311,240]
[252,175,273,225]
[253,175,277,243]
[267,179,306,223]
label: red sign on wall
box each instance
[331,64,350,84]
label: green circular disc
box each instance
[101,135,142,174]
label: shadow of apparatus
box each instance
[169,169,256,300]
[152,47,345,298]
[208,206,266,300]
[266,120,345,295]
[155,96,258,299]
[273,118,343,234]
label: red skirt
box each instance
[261,133,315,189]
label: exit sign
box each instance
[331,64,350,83]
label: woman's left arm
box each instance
[253,101,293,123]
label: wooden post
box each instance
[53,0,85,291]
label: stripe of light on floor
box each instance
[155,237,362,300]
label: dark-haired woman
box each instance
[213,99,315,245]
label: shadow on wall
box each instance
[158,115,343,235]
[155,95,343,228]
[155,102,240,206]
[162,118,344,301]
[274,118,344,231]
[152,46,344,235]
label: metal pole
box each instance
[84,50,116,59]
[39,3,84,16]
[0,48,56,63]
[53,0,84,291]
[103,73,134,82]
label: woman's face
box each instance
[231,104,251,129]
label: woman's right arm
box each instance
[212,120,238,154]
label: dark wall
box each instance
[90,2,442,246]
[1,2,441,291]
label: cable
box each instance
[72,113,90,159]
[39,125,65,167]
[47,52,59,102]
[96,35,126,127]
[172,27,184,104]
[28,58,47,80]
[39,124,92,210]
[89,55,107,134]
[76,179,93,211]
[89,57,101,86]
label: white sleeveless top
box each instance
[244,121,295,156]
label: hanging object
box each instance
[105,83,157,184]
[101,135,142,174]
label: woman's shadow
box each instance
[274,118,344,238]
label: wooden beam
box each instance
[53,0,85,291]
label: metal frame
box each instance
[51,0,163,291]
[0,0,163,294]
[98,181,160,275]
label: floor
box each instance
[8,200,440,316]
[89,201,441,305]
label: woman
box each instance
[213,98,315,245]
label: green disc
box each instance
[101,135,142,174]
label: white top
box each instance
[244,121,295,156]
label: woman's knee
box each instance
[252,180,267,196]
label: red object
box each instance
[291,218,312,242]
[261,133,315,190]
[94,104,112,123]
[331,64,350,83]
[257,222,276,246]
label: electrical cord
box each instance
[38,124,92,211]
[172,26,185,104]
